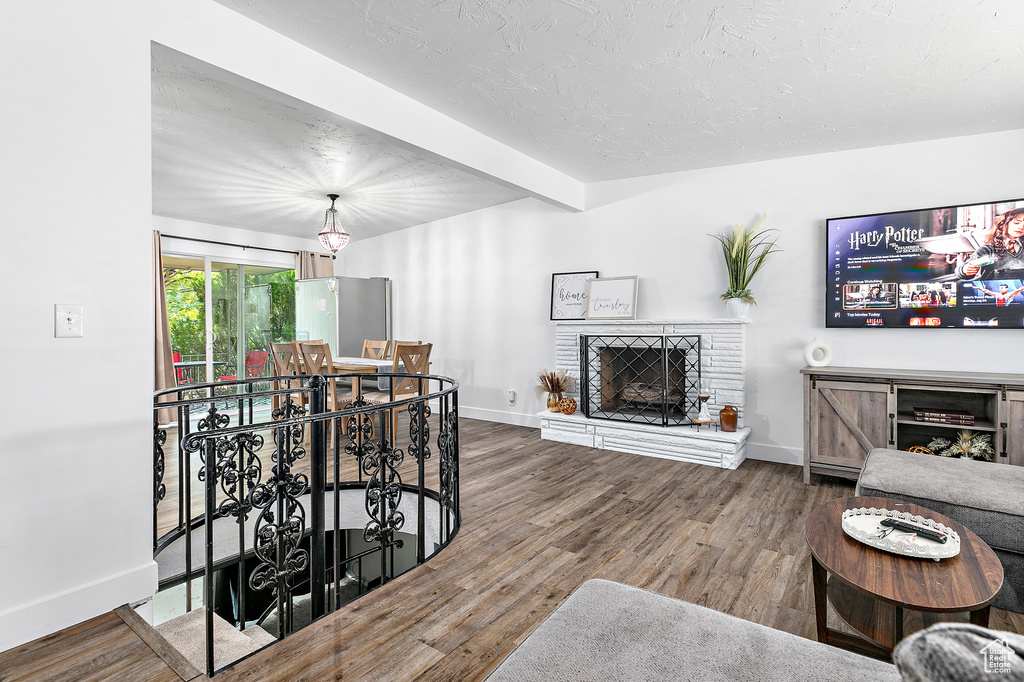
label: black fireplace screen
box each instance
[580,335,701,426]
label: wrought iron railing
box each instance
[153,373,460,676]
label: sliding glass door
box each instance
[163,254,295,389]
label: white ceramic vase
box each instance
[725,298,750,319]
[803,337,833,367]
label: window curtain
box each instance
[297,250,335,279]
[154,231,177,424]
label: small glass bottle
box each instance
[719,405,738,432]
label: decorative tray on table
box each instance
[841,507,961,561]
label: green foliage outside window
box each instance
[163,267,295,368]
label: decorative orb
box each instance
[803,337,832,367]
[558,396,577,415]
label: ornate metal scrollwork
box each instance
[345,396,376,462]
[248,492,309,594]
[196,404,230,483]
[437,410,458,508]
[248,413,310,599]
[362,432,405,544]
[407,402,431,461]
[215,431,264,521]
[271,398,306,466]
[153,422,167,506]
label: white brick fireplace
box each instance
[540,319,751,469]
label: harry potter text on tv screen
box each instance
[827,198,1024,328]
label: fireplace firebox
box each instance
[580,335,700,426]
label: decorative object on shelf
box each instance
[558,396,577,415]
[841,506,960,561]
[695,378,713,422]
[318,193,351,253]
[710,213,781,317]
[906,445,934,455]
[585,276,638,320]
[536,369,573,412]
[802,337,832,367]
[551,271,599,320]
[724,298,750,319]
[927,430,995,461]
[913,407,975,426]
[719,405,738,432]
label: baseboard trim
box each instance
[459,406,541,428]
[745,442,802,467]
[0,560,158,653]
[459,408,804,468]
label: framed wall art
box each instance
[550,271,599,320]
[585,276,638,320]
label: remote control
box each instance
[880,517,947,543]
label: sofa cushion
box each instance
[856,448,1024,554]
[486,579,900,682]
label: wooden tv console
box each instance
[802,366,1024,483]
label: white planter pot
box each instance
[725,298,750,319]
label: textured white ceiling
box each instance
[213,0,1024,182]
[152,46,526,241]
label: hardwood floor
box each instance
[5,418,1022,681]
[0,610,186,682]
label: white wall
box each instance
[339,129,1024,465]
[0,3,155,650]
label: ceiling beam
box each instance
[151,0,585,212]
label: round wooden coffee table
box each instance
[805,496,1003,659]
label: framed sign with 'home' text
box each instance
[550,271,599,320]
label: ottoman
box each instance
[856,448,1024,613]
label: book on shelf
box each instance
[913,407,975,420]
[917,411,970,421]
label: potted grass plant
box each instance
[710,213,781,318]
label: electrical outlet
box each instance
[507,388,517,405]
[55,304,83,338]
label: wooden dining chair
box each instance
[385,341,420,359]
[361,339,390,360]
[360,342,433,438]
[269,342,305,412]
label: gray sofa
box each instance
[486,579,1024,681]
[856,447,1024,614]
[487,579,901,681]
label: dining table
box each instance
[330,356,407,392]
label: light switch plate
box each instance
[55,304,84,338]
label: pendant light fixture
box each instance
[318,193,350,252]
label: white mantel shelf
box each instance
[539,411,751,469]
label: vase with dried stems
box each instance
[536,369,573,412]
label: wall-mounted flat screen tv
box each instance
[827,198,1024,328]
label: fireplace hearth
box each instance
[580,335,700,426]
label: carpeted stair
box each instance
[155,608,276,673]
